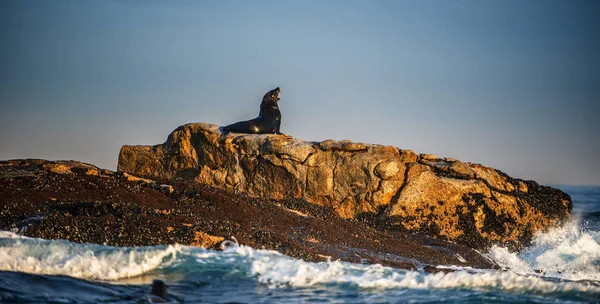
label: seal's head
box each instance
[150,279,168,301]
[263,87,281,103]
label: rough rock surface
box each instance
[119,123,572,250]
[0,159,495,270]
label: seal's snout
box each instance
[274,87,281,101]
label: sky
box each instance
[1,0,599,185]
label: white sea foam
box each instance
[0,231,182,280]
[2,230,600,296]
[249,251,600,294]
[489,220,600,281]
[194,242,600,294]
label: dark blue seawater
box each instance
[559,185,600,231]
[1,186,599,304]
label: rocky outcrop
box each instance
[0,159,496,270]
[118,123,572,250]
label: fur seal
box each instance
[223,87,282,134]
[148,279,168,303]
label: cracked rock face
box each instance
[118,122,572,250]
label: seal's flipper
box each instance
[219,126,230,135]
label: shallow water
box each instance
[1,186,599,304]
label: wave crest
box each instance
[489,220,600,282]
[250,253,600,294]
[0,231,182,280]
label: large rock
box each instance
[0,159,495,270]
[118,123,572,249]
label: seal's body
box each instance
[224,87,282,134]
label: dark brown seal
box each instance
[223,87,282,134]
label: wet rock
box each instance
[191,231,224,248]
[423,265,456,274]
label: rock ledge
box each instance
[118,123,572,249]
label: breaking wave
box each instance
[489,219,600,282]
[1,230,599,299]
[0,231,182,280]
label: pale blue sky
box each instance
[1,0,599,185]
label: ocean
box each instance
[1,186,599,304]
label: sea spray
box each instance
[488,219,600,281]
